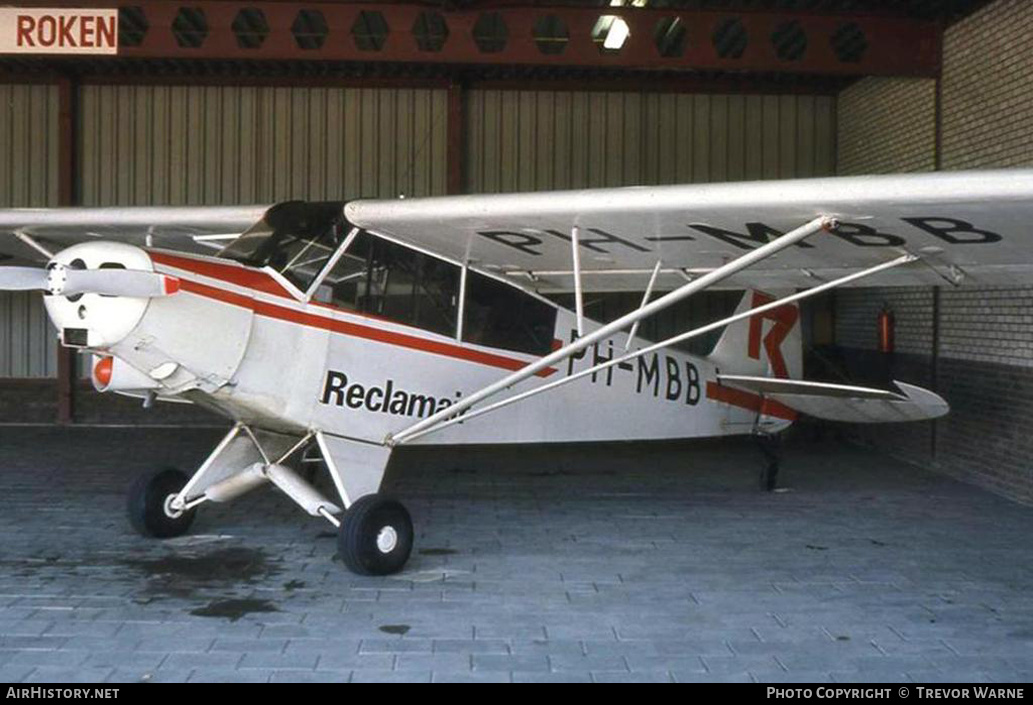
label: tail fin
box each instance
[708,290,802,380]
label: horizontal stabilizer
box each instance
[717,375,949,423]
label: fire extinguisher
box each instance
[877,304,895,354]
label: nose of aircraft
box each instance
[41,241,164,349]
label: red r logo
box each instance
[747,292,798,379]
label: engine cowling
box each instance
[43,242,154,349]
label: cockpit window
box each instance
[219,201,346,292]
[311,232,459,338]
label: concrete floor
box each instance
[0,426,1031,683]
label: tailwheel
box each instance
[755,433,782,492]
[127,467,196,538]
[337,494,413,576]
[760,459,780,492]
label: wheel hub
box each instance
[376,525,398,554]
[163,493,184,519]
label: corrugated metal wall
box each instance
[0,84,60,378]
[81,86,836,203]
[79,85,449,205]
[465,91,836,192]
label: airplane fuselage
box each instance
[45,242,792,446]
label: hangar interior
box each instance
[3,0,1029,504]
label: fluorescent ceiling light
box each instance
[603,18,630,49]
[602,0,642,50]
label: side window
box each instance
[316,233,459,338]
[463,272,557,356]
[364,239,458,337]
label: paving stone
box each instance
[316,653,395,671]
[359,638,433,654]
[351,670,430,683]
[433,639,509,654]
[472,654,551,673]
[673,671,753,683]
[395,653,470,671]
[238,652,318,670]
[594,670,673,683]
[22,667,115,683]
[0,666,34,683]
[0,636,67,651]
[212,638,288,654]
[431,670,512,683]
[754,671,835,683]
[511,639,585,655]
[160,652,242,670]
[188,668,271,683]
[549,653,628,672]
[7,651,90,668]
[82,651,166,670]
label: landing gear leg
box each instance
[755,433,782,492]
[315,433,409,575]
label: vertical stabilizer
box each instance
[708,290,802,380]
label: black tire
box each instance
[337,495,413,576]
[127,467,196,539]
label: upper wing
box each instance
[0,204,276,263]
[345,169,1033,292]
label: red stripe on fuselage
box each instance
[162,254,557,378]
[705,381,797,422]
[151,252,295,299]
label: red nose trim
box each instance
[94,356,113,388]
[162,275,181,295]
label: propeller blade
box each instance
[61,269,180,298]
[0,264,179,297]
[0,266,48,291]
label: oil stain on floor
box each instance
[119,545,284,619]
[190,597,280,622]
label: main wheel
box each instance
[337,494,413,576]
[127,468,196,538]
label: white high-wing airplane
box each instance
[1,169,1029,575]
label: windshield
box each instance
[219,201,347,292]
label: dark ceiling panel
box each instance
[0,0,991,87]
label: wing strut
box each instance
[625,260,663,351]
[571,225,585,337]
[388,252,916,445]
[386,215,837,446]
[14,231,54,259]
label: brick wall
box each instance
[834,0,1033,503]
[940,0,1033,170]
[837,77,937,175]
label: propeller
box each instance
[0,266,49,291]
[0,264,179,298]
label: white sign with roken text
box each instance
[0,8,118,55]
